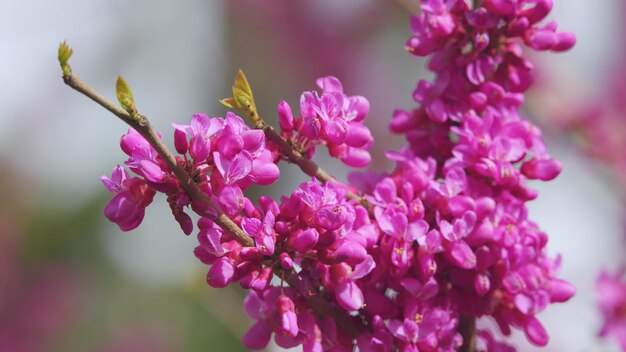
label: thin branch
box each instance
[61,73,253,247]
[458,315,477,352]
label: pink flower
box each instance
[597,269,626,350]
[172,113,223,162]
[241,211,277,256]
[101,166,155,231]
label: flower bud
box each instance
[174,128,188,155]
[276,295,299,337]
[207,257,235,288]
[277,100,294,132]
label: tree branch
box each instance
[61,72,254,247]
[458,315,477,352]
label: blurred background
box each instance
[1,0,625,351]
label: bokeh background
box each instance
[1,0,624,351]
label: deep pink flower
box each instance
[101,166,155,231]
[172,113,223,162]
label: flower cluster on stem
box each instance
[61,1,576,351]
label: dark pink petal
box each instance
[242,322,272,350]
[351,255,375,280]
[291,228,319,253]
[242,217,263,237]
[316,76,343,93]
[323,118,349,145]
[550,278,575,302]
[189,135,211,161]
[120,129,150,156]
[242,130,264,155]
[426,98,447,122]
[101,165,127,194]
[213,151,253,184]
[400,277,438,301]
[390,109,417,133]
[173,128,188,155]
[521,0,553,24]
[514,294,534,315]
[336,280,364,311]
[190,113,211,134]
[175,211,193,236]
[484,0,516,16]
[316,205,347,230]
[279,253,294,270]
[552,32,576,52]
[521,158,562,181]
[276,295,299,337]
[349,95,370,122]
[526,29,557,51]
[218,185,244,215]
[249,158,280,186]
[138,159,165,183]
[206,257,235,288]
[447,240,477,269]
[217,132,244,159]
[345,122,372,148]
[278,100,294,132]
[104,193,143,231]
[525,317,549,346]
[406,220,428,243]
[339,147,371,168]
[197,228,224,257]
[327,239,368,265]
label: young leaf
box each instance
[116,76,137,115]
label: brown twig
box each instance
[61,72,253,247]
[458,315,477,352]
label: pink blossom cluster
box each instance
[100,1,575,351]
[102,112,280,233]
[277,76,373,168]
[597,269,626,350]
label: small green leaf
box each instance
[115,76,137,115]
[219,97,238,109]
[232,87,252,111]
[232,69,256,112]
[58,41,73,76]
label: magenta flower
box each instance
[597,269,626,350]
[332,256,375,312]
[278,76,373,168]
[172,113,223,162]
[276,295,299,337]
[101,165,155,231]
[241,211,276,256]
[95,1,577,349]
